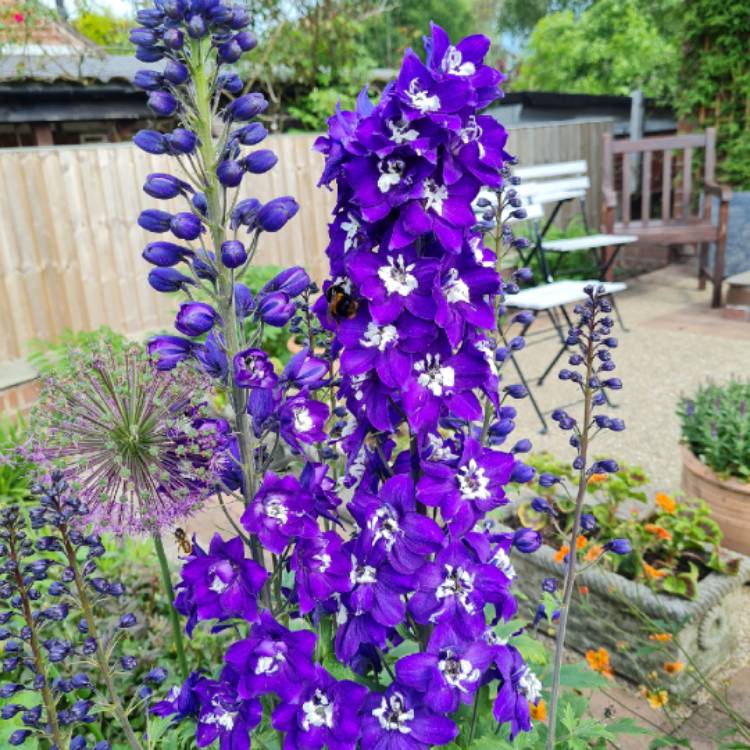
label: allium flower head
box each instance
[33,343,220,535]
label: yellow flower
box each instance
[655,492,677,514]
[649,633,673,642]
[663,661,684,674]
[585,648,613,678]
[646,690,669,709]
[529,699,547,722]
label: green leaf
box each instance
[649,736,693,749]
[512,633,549,666]
[605,717,654,736]
[548,662,610,690]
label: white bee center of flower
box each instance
[360,322,399,352]
[441,46,476,77]
[475,339,498,377]
[255,651,286,676]
[443,267,470,304]
[492,547,516,580]
[436,564,476,614]
[438,654,481,691]
[378,254,418,296]
[351,564,378,585]
[373,693,414,733]
[350,374,367,402]
[426,433,459,462]
[407,79,440,113]
[314,552,332,573]
[459,115,483,143]
[457,459,491,501]
[341,214,360,251]
[368,506,401,550]
[264,494,289,524]
[377,159,406,193]
[293,406,314,433]
[415,353,455,396]
[517,666,542,704]
[301,689,334,730]
[423,178,449,216]
[204,707,235,731]
[387,118,419,144]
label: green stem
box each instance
[152,532,189,681]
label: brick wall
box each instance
[0,379,40,418]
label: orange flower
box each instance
[578,585,589,596]
[575,535,586,550]
[529,699,547,722]
[585,544,604,562]
[643,562,667,579]
[663,661,684,674]
[649,633,673,642]
[585,648,613,678]
[644,524,672,541]
[588,473,608,484]
[554,545,570,563]
[655,492,677,514]
[646,690,669,709]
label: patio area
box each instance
[512,261,750,494]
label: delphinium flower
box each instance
[146,17,545,750]
[0,474,148,750]
[32,343,222,679]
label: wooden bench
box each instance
[601,128,732,307]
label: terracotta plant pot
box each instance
[681,446,750,556]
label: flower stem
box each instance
[152,531,189,681]
[545,336,595,750]
[59,528,145,750]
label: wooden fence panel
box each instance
[0,118,612,361]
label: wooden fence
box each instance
[0,117,612,362]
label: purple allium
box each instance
[178,534,268,625]
[33,344,219,535]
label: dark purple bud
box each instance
[71,673,92,689]
[514,267,534,282]
[133,69,163,91]
[220,240,246,268]
[138,209,172,233]
[244,149,278,174]
[9,730,31,746]
[234,283,254,319]
[218,38,243,63]
[512,439,532,454]
[192,192,208,215]
[531,497,550,514]
[509,336,525,351]
[175,302,217,336]
[257,196,299,232]
[494,347,508,363]
[148,335,193,370]
[217,159,244,187]
[262,266,310,297]
[146,667,168,685]
[231,197,261,229]
[142,241,193,267]
[70,736,86,750]
[605,539,631,555]
[257,291,295,327]
[170,212,203,240]
[510,461,535,484]
[193,251,217,282]
[163,60,189,85]
[148,91,178,117]
[161,0,187,20]
[580,514,596,532]
[603,378,622,390]
[0,684,22,698]
[187,13,207,37]
[234,31,256,51]
[538,473,559,488]
[504,384,527,399]
[136,8,164,27]
[233,122,267,146]
[139,686,153,700]
[1,704,23,719]
[513,527,542,553]
[163,27,184,49]
[134,129,167,154]
[609,418,625,431]
[227,93,268,121]
[148,268,197,293]
[229,4,251,27]
[488,418,514,439]
[93,743,111,750]
[129,27,158,46]
[207,3,233,24]
[512,310,534,326]
[593,459,619,474]
[603,337,618,348]
[143,172,192,200]
[166,128,197,154]
[542,577,558,593]
[119,613,137,629]
[217,73,244,94]
[135,45,165,63]
[572,455,585,470]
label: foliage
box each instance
[72,8,131,50]
[513,0,680,100]
[675,0,750,189]
[0,415,32,507]
[497,0,593,41]
[26,326,128,378]
[518,455,737,599]
[678,379,750,480]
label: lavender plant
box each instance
[0,473,161,750]
[130,8,551,746]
